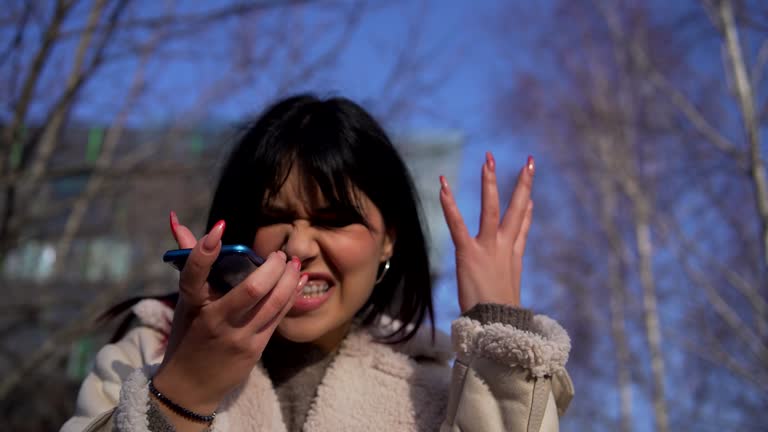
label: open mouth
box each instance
[290,272,335,314]
[301,279,331,298]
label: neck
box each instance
[272,320,354,354]
[313,321,353,353]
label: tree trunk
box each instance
[633,204,668,432]
[600,177,635,432]
[718,0,768,336]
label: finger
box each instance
[253,273,307,341]
[478,152,500,242]
[169,211,197,249]
[239,257,303,331]
[500,156,535,236]
[216,251,290,321]
[439,176,471,249]
[513,200,533,256]
[178,220,225,306]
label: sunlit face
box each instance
[252,169,394,350]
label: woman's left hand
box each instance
[439,152,535,313]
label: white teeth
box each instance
[302,280,329,297]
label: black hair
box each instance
[104,95,435,344]
[207,94,434,343]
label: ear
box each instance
[380,228,396,261]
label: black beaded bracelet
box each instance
[148,379,216,424]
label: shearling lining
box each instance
[452,315,571,378]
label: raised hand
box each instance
[151,213,308,425]
[439,153,534,313]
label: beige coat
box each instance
[61,299,574,432]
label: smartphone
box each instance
[163,244,265,293]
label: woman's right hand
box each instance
[152,213,308,419]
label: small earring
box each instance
[375,259,391,284]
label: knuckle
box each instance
[267,251,287,265]
[178,274,194,291]
[274,282,294,306]
[222,330,246,349]
[199,310,219,332]
[183,257,209,279]
[263,302,282,320]
[268,284,294,314]
[247,337,268,357]
[259,256,286,278]
[243,280,267,300]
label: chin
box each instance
[276,314,341,343]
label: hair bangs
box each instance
[259,109,371,228]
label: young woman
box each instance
[61,95,573,432]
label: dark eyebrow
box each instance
[261,206,298,217]
[312,206,349,214]
[262,204,366,220]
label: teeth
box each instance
[302,280,330,297]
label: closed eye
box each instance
[311,208,368,229]
[260,207,368,229]
[259,208,295,226]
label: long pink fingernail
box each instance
[296,274,309,293]
[203,220,225,252]
[486,152,495,172]
[291,256,301,271]
[170,211,180,236]
[527,155,535,174]
[439,175,449,191]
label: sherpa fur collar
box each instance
[108,299,570,431]
[120,299,453,431]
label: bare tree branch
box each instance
[57,0,321,39]
[668,330,768,392]
[1,0,74,173]
[0,281,131,400]
[717,0,768,271]
[750,39,768,89]
[52,20,158,276]
[657,213,768,338]
[593,3,670,429]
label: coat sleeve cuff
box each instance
[113,365,159,431]
[147,397,180,432]
[451,314,571,378]
[461,303,533,331]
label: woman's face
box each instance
[252,169,394,349]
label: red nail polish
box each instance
[439,175,448,190]
[291,256,301,271]
[169,211,179,238]
[203,220,225,251]
[486,152,495,171]
[296,274,309,293]
[526,156,535,174]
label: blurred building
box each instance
[394,131,463,277]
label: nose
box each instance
[282,220,319,265]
